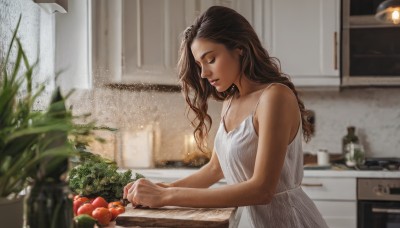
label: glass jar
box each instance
[345,142,365,167]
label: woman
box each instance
[124,6,328,227]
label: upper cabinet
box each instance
[255,0,340,87]
[121,0,254,85]
[92,0,340,87]
[93,0,254,86]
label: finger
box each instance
[123,182,134,199]
[156,182,170,188]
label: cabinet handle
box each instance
[372,208,400,214]
[334,32,338,70]
[301,183,323,187]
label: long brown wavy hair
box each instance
[178,6,312,151]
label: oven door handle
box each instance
[372,208,400,214]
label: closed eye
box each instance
[208,58,215,64]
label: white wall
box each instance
[0,0,56,110]
[55,0,91,90]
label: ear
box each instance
[235,48,243,56]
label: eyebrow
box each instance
[199,50,214,60]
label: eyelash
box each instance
[196,57,215,67]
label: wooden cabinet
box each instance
[254,0,340,87]
[302,177,357,228]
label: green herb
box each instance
[68,153,144,202]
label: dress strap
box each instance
[253,83,277,115]
[222,95,234,119]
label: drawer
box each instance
[314,201,356,228]
[301,177,356,200]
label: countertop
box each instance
[127,167,400,181]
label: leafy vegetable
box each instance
[68,153,144,202]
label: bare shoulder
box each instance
[255,83,300,133]
[255,83,300,122]
[260,83,297,105]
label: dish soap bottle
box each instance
[342,126,359,156]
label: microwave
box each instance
[341,0,400,86]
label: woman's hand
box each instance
[123,178,169,208]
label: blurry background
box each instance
[1,0,399,168]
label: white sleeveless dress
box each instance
[214,88,328,228]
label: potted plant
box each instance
[0,16,99,228]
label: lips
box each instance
[209,79,219,86]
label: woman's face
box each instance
[191,38,242,92]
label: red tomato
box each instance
[74,196,89,203]
[108,201,123,208]
[73,198,90,215]
[91,196,108,209]
[92,207,112,226]
[77,203,95,216]
[109,205,125,220]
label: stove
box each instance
[357,157,400,171]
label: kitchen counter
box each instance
[129,168,400,182]
[304,169,400,178]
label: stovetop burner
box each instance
[357,157,400,171]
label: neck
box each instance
[234,76,266,98]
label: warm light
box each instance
[376,0,400,24]
[392,9,400,24]
[184,134,196,155]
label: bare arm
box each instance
[167,150,224,188]
[126,85,300,208]
[123,151,223,200]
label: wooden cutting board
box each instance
[116,205,239,228]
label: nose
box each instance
[200,66,211,78]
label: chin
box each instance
[215,86,227,93]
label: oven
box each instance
[358,178,400,228]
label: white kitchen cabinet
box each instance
[121,0,254,85]
[93,0,256,85]
[302,177,357,228]
[254,0,340,87]
[93,0,340,87]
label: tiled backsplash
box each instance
[67,88,222,166]
[68,87,400,166]
[300,88,400,157]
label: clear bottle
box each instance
[342,126,359,156]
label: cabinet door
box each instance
[302,177,356,200]
[260,0,340,86]
[122,0,188,85]
[121,0,255,85]
[314,201,357,228]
